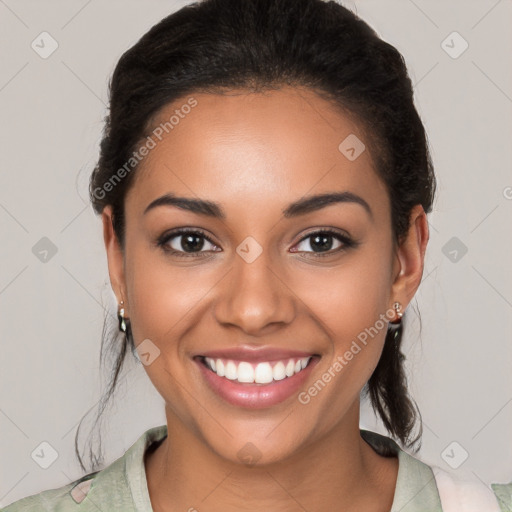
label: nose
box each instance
[213,247,297,336]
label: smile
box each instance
[194,353,320,409]
[202,356,313,384]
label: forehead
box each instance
[126,86,389,219]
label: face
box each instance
[103,86,427,465]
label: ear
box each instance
[391,204,430,309]
[102,205,128,314]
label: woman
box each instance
[3,0,511,510]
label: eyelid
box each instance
[290,228,356,254]
[156,228,219,254]
[293,226,352,243]
[156,226,357,259]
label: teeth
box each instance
[225,360,238,380]
[216,359,225,377]
[272,361,286,381]
[285,359,295,377]
[237,362,254,383]
[203,356,312,384]
[254,362,273,384]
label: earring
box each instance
[390,301,403,324]
[388,301,403,346]
[118,300,127,333]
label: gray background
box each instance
[1,0,511,506]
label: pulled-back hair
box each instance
[80,0,435,472]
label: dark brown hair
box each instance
[79,0,435,472]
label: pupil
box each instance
[311,234,332,252]
[182,234,204,252]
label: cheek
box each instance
[123,246,213,411]
[125,243,216,347]
[126,229,393,348]
[295,243,394,397]
[300,244,392,342]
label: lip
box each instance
[197,346,317,363]
[194,354,320,409]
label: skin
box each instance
[102,86,429,512]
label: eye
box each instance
[156,227,357,259]
[156,228,219,258]
[291,229,356,258]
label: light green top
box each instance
[2,425,511,511]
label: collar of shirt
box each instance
[81,424,443,511]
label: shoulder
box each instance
[361,429,443,510]
[0,472,98,511]
[1,425,168,512]
[492,481,512,512]
[431,466,512,512]
[360,429,512,512]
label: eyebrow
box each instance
[143,191,373,220]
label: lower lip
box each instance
[195,357,319,409]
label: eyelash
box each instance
[156,228,358,259]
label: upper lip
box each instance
[196,346,318,363]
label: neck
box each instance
[145,403,398,512]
